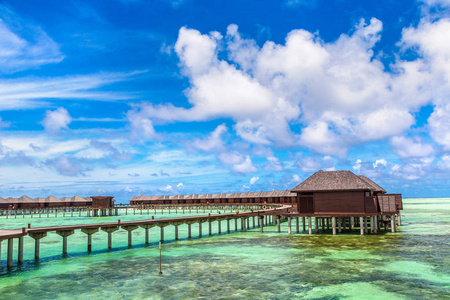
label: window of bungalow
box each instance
[365,191,370,197]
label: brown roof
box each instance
[291,170,375,193]
[358,175,386,193]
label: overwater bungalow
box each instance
[291,170,402,215]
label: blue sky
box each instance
[0,0,449,201]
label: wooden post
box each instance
[7,238,13,268]
[302,217,306,232]
[18,236,24,264]
[373,216,378,233]
[208,221,212,235]
[288,217,292,234]
[332,216,336,235]
[101,226,119,249]
[391,216,396,233]
[360,217,364,235]
[175,225,179,240]
[308,217,312,235]
[81,228,99,252]
[364,217,368,234]
[188,223,192,238]
[227,219,230,233]
[121,225,138,247]
[277,216,281,233]
[315,217,319,233]
[56,230,75,255]
[259,216,264,233]
[338,218,342,233]
[29,232,47,260]
[218,220,221,234]
[296,217,299,233]
[199,222,202,237]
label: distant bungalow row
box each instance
[129,190,296,205]
[0,196,91,209]
[0,170,403,216]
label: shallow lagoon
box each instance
[0,198,449,299]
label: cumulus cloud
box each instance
[250,176,259,185]
[390,136,435,158]
[232,155,257,173]
[191,124,227,152]
[160,184,173,192]
[296,154,335,173]
[45,155,90,177]
[265,156,283,171]
[41,107,72,134]
[127,17,445,156]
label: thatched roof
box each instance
[291,170,377,193]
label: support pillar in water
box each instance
[302,217,306,232]
[373,216,378,234]
[101,226,119,249]
[56,230,75,255]
[122,225,138,247]
[7,238,13,268]
[81,228,99,252]
[360,217,364,235]
[288,217,292,234]
[315,217,319,233]
[391,216,396,233]
[29,232,47,260]
[308,217,312,235]
[296,217,299,234]
[259,216,264,233]
[139,224,156,245]
[332,216,336,235]
[18,236,24,265]
[276,216,281,233]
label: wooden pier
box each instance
[0,203,402,269]
[0,204,287,268]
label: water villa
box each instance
[0,170,403,269]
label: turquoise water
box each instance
[0,198,449,299]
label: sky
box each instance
[0,0,449,201]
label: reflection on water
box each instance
[0,198,449,299]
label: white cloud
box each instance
[250,176,259,185]
[191,124,227,152]
[0,6,63,73]
[232,155,257,173]
[296,154,335,172]
[133,18,431,156]
[291,174,302,183]
[373,159,387,168]
[390,136,435,158]
[265,156,283,171]
[437,154,450,170]
[41,107,72,134]
[428,104,450,150]
[177,182,184,190]
[45,155,89,177]
[0,72,141,111]
[160,184,173,192]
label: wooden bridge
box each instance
[0,204,291,269]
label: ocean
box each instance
[0,198,448,299]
